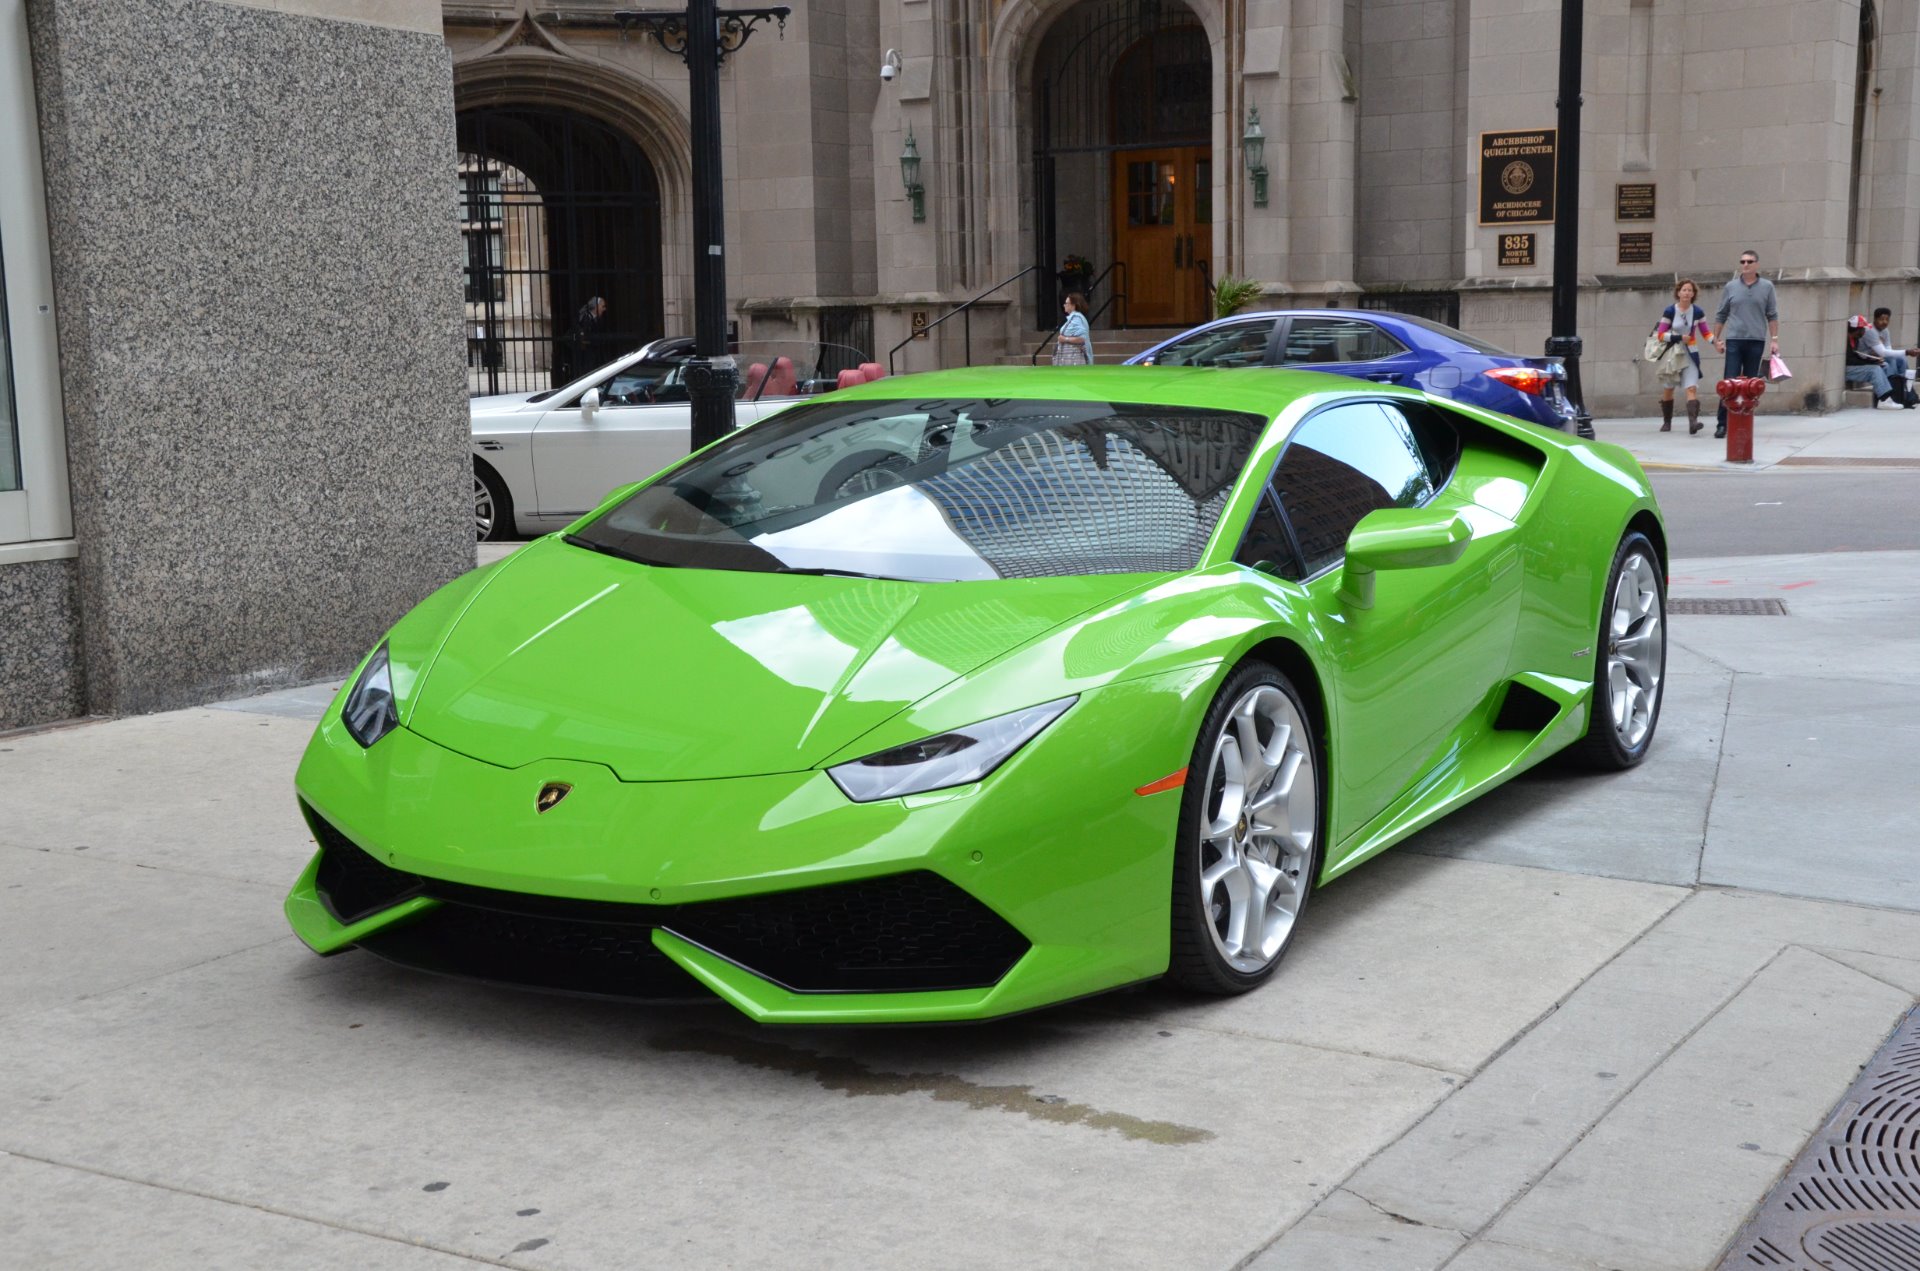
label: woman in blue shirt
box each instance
[1053,293,1092,366]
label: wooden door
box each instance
[1111,147,1211,327]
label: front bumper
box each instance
[286,666,1217,1023]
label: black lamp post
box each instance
[1547,0,1595,438]
[616,2,790,450]
[1242,107,1268,208]
[900,128,925,222]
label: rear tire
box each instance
[1563,530,1665,770]
[816,449,913,503]
[1168,662,1322,995]
[474,460,513,543]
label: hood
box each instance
[469,391,542,414]
[405,538,1148,780]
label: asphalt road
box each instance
[1649,469,1920,556]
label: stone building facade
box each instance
[0,0,473,730]
[443,0,1918,413]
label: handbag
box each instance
[1642,327,1670,363]
[1768,353,1793,381]
[1050,339,1088,367]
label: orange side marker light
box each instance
[1134,768,1188,797]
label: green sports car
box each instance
[286,366,1666,1023]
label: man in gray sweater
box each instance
[1711,250,1780,438]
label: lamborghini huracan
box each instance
[286,366,1666,1023]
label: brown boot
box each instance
[1686,400,1702,434]
[1659,400,1673,431]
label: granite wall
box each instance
[23,0,472,720]
[0,556,86,726]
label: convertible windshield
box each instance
[570,397,1267,582]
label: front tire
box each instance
[1564,530,1666,770]
[1168,663,1322,995]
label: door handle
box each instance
[1367,373,1404,383]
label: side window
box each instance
[1272,404,1433,576]
[1384,401,1462,490]
[1233,489,1302,581]
[1282,318,1408,366]
[1150,318,1278,368]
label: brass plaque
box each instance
[1616,183,1656,221]
[1617,232,1653,265]
[1498,233,1537,268]
[1478,129,1557,225]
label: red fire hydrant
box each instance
[1715,376,1765,463]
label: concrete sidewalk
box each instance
[1594,401,1920,472]
[5,543,1920,1267]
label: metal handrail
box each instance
[887,264,1043,375]
[1030,261,1128,364]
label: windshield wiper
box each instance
[562,534,672,567]
[774,565,899,580]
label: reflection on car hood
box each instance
[470,392,541,415]
[405,537,1145,780]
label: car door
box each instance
[531,361,779,517]
[1273,316,1420,387]
[1263,401,1522,845]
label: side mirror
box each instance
[1338,507,1472,609]
[580,387,602,418]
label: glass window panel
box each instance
[0,238,18,492]
[1194,159,1212,224]
[1157,162,1176,225]
[1281,318,1410,365]
[1273,404,1432,576]
[1148,319,1276,368]
[1234,489,1300,580]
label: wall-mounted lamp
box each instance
[900,126,925,222]
[1243,107,1268,208]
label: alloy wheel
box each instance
[1198,685,1316,974]
[474,474,496,541]
[1605,551,1664,748]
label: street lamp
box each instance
[1242,107,1268,208]
[900,128,925,223]
[615,1,789,450]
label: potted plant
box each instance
[1058,253,1092,293]
[1212,274,1264,319]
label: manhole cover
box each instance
[1722,1009,1920,1268]
[1672,598,1790,616]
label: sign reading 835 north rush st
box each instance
[1478,129,1557,226]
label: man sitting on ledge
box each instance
[1845,315,1917,408]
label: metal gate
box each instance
[458,107,663,396]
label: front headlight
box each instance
[341,644,398,748]
[828,697,1077,803]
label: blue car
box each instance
[1124,309,1581,432]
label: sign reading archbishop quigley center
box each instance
[1478,129,1557,226]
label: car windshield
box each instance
[1389,313,1515,357]
[569,397,1267,582]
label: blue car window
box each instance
[1281,318,1408,366]
[1151,319,1278,368]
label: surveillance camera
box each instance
[880,62,897,81]
[881,49,902,83]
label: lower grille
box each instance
[672,871,1030,993]
[305,812,1029,997]
[309,808,421,923]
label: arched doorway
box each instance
[457,106,663,394]
[1032,0,1211,329]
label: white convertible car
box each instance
[471,340,877,540]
